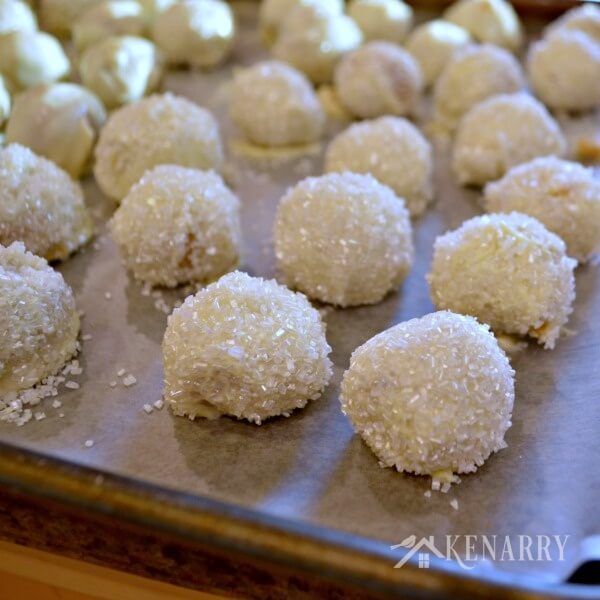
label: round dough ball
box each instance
[162,270,333,424]
[433,43,525,131]
[229,60,324,147]
[333,41,422,119]
[79,35,162,109]
[405,19,471,88]
[452,92,566,186]
[527,30,600,112]
[428,212,576,349]
[274,172,414,306]
[110,165,241,287]
[0,241,80,394]
[325,117,433,217]
[0,0,37,36]
[546,4,600,43]
[152,0,235,68]
[0,74,9,126]
[444,0,522,51]
[340,311,515,475]
[138,0,175,23]
[94,93,223,200]
[6,83,106,179]
[347,0,413,44]
[39,0,104,37]
[0,144,93,261]
[484,157,600,263]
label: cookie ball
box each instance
[546,4,600,43]
[340,311,515,476]
[433,44,525,131]
[229,60,325,147]
[347,0,413,44]
[325,117,433,217]
[274,172,414,307]
[162,271,333,424]
[444,0,522,52]
[334,41,422,119]
[0,241,80,394]
[0,0,37,36]
[0,144,93,261]
[0,75,9,126]
[138,0,175,23]
[484,157,600,263]
[452,93,566,186]
[6,83,106,179]
[94,93,223,200]
[152,0,235,69]
[405,19,471,88]
[39,0,104,38]
[428,213,576,349]
[110,165,241,287]
[79,35,162,109]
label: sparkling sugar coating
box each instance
[0,242,80,394]
[452,92,566,186]
[325,117,433,217]
[94,93,224,200]
[340,311,515,475]
[347,0,413,44]
[274,172,414,307]
[0,144,93,261]
[110,165,241,287]
[428,213,576,348]
[162,271,333,424]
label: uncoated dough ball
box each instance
[229,60,325,147]
[325,117,433,217]
[39,0,104,37]
[527,30,600,112]
[274,172,414,307]
[333,41,422,119]
[484,157,600,263]
[0,241,80,394]
[152,0,235,68]
[347,0,413,44]
[0,75,9,126]
[0,0,37,36]
[110,165,241,287]
[428,213,576,349]
[6,83,106,179]
[452,93,566,186]
[546,4,600,43]
[432,44,525,132]
[162,271,333,424]
[340,311,515,476]
[94,93,224,200]
[0,144,93,261]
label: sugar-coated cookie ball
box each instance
[94,93,223,200]
[110,165,241,287]
[428,213,576,349]
[484,157,600,263]
[0,0,37,36]
[347,0,413,44]
[433,44,525,131]
[546,4,600,43]
[80,36,162,109]
[274,172,414,307]
[527,30,600,112]
[39,0,104,37]
[325,117,433,217]
[163,271,333,424]
[444,0,522,51]
[0,241,80,394]
[452,93,566,186]
[405,19,471,88]
[334,41,422,119]
[0,144,93,261]
[340,311,515,475]
[229,60,324,147]
[6,83,106,179]
[152,0,235,68]
[0,75,9,126]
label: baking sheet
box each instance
[1,2,599,588]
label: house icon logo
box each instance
[391,536,448,569]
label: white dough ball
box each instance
[39,0,104,37]
[162,271,333,424]
[0,0,37,36]
[452,92,566,186]
[325,116,433,217]
[546,4,600,43]
[229,60,324,147]
[347,0,413,44]
[0,75,9,126]
[340,311,515,475]
[333,41,422,119]
[428,212,576,349]
[274,172,414,307]
[0,241,80,394]
[94,93,224,200]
